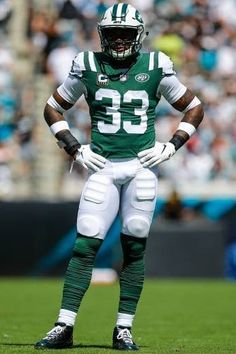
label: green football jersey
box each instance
[70,51,165,158]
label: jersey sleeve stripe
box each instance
[76,52,85,71]
[148,52,155,70]
[158,51,169,70]
[88,51,97,72]
[158,51,176,75]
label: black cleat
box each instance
[34,322,73,349]
[112,326,139,351]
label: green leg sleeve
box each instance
[61,234,102,313]
[118,234,147,315]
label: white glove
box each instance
[138,141,176,168]
[75,144,107,172]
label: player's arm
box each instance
[45,90,80,158]
[45,74,106,171]
[138,52,204,167]
[168,86,204,151]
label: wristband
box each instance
[169,135,186,150]
[177,122,196,137]
[50,121,69,136]
[56,130,81,157]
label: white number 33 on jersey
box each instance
[95,88,149,134]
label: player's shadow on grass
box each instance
[1,343,147,350]
[0,343,112,349]
[0,343,33,346]
[74,344,147,349]
[74,344,112,349]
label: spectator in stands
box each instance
[164,189,183,220]
[46,33,77,85]
[0,0,12,34]
[1,0,236,199]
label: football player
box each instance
[35,3,204,351]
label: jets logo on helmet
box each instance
[98,3,148,60]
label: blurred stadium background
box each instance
[0,0,236,280]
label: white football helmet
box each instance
[98,3,147,60]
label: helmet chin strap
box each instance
[99,53,139,80]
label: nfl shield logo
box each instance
[120,74,128,82]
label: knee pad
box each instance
[125,216,150,238]
[77,215,100,237]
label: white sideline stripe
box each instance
[88,51,97,72]
[77,52,85,71]
[149,52,155,70]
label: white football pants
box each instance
[76,158,158,240]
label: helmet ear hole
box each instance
[98,3,146,60]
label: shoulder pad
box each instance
[158,51,176,76]
[69,51,97,78]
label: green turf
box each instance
[0,278,236,354]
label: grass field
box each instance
[0,278,236,354]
